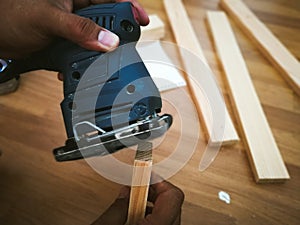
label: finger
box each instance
[140,181,184,225]
[147,185,157,203]
[57,73,63,81]
[74,0,149,25]
[173,214,181,225]
[91,186,130,225]
[145,205,153,216]
[148,179,180,203]
[48,9,119,52]
[118,0,149,25]
[74,0,150,26]
[148,172,165,202]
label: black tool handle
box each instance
[0,2,140,87]
[0,2,151,137]
[1,2,164,161]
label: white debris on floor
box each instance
[218,191,231,204]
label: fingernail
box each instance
[118,186,130,199]
[98,30,119,48]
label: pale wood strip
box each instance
[127,142,152,224]
[163,0,239,145]
[206,11,290,182]
[140,14,165,41]
[220,0,300,96]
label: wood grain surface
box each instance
[206,11,289,182]
[0,0,299,225]
[127,143,152,225]
[163,0,239,145]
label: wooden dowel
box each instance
[127,142,152,225]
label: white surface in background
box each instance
[137,41,186,92]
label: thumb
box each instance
[49,10,119,52]
[91,187,130,225]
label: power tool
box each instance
[0,2,172,161]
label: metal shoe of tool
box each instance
[0,2,172,161]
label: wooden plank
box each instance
[127,142,152,225]
[140,14,165,41]
[163,0,239,145]
[206,11,290,182]
[220,0,300,96]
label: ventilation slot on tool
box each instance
[89,16,114,30]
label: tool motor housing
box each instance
[0,2,163,146]
[0,3,170,160]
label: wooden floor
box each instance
[0,0,299,224]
